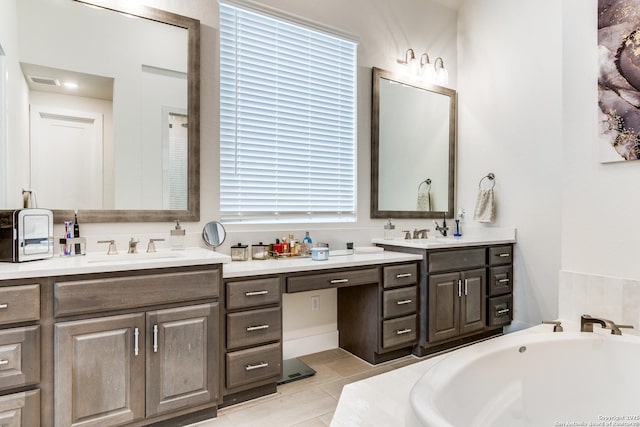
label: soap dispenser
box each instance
[384,218,395,239]
[170,220,186,250]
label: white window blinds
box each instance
[219,2,357,223]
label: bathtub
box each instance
[406,327,640,427]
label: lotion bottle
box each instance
[170,220,186,250]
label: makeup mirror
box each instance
[202,221,226,250]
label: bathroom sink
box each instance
[85,251,184,264]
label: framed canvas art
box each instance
[598,0,640,162]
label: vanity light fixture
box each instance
[401,48,419,76]
[419,53,437,83]
[63,82,78,89]
[434,57,449,85]
[400,49,448,85]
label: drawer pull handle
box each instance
[153,324,159,353]
[0,304,8,309]
[396,273,412,279]
[246,324,270,332]
[396,299,413,305]
[497,308,510,315]
[0,360,8,366]
[396,328,412,335]
[245,362,269,371]
[330,279,349,284]
[133,327,140,356]
[245,290,269,297]
[497,253,510,258]
[498,278,510,283]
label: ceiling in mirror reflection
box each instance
[2,0,189,212]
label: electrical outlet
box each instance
[311,295,320,311]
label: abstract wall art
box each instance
[598,0,640,162]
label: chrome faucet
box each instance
[128,238,140,254]
[580,314,634,335]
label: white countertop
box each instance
[223,250,423,278]
[372,227,516,249]
[0,247,231,280]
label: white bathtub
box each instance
[407,328,640,426]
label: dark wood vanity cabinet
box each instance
[51,266,222,427]
[337,262,419,364]
[222,276,282,406]
[375,242,514,356]
[0,281,42,426]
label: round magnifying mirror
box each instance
[202,221,226,249]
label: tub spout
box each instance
[580,314,634,335]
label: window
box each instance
[219,2,357,223]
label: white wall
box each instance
[457,0,563,325]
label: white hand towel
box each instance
[417,188,432,211]
[473,188,495,223]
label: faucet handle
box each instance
[542,320,563,332]
[128,238,140,254]
[97,240,118,255]
[147,238,165,253]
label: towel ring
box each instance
[418,179,432,191]
[478,173,496,190]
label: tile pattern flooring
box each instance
[192,349,420,427]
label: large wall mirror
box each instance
[371,67,456,219]
[0,0,200,222]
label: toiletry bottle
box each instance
[281,236,289,254]
[384,219,395,239]
[170,220,186,250]
[303,231,312,255]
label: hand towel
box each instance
[473,188,495,223]
[417,188,432,211]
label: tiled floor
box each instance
[192,349,421,427]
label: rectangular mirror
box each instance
[371,67,456,219]
[1,0,200,222]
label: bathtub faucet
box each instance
[580,314,634,335]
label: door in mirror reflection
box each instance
[30,106,104,209]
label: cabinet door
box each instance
[146,303,219,417]
[55,313,146,427]
[460,269,486,335]
[428,272,460,343]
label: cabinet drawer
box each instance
[226,277,281,310]
[487,294,513,327]
[428,249,485,273]
[0,389,40,427]
[287,268,379,293]
[383,263,418,289]
[382,315,417,349]
[488,266,513,296]
[226,342,282,390]
[0,326,40,391]
[0,284,40,325]
[382,287,417,319]
[227,307,282,350]
[488,245,512,266]
[54,269,219,316]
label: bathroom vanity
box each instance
[0,249,229,427]
[373,230,516,356]
[222,251,422,405]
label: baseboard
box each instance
[282,330,339,359]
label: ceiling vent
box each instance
[28,75,60,86]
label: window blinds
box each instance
[219,2,357,223]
